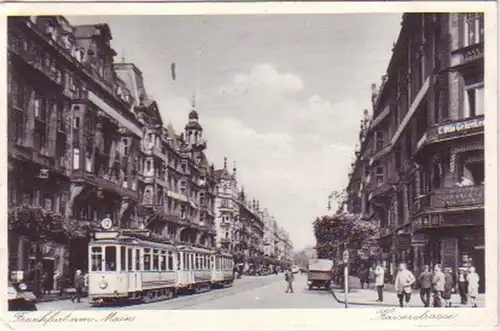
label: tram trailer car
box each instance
[88,231,177,305]
[176,246,213,294]
[211,252,234,288]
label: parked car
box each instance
[8,281,37,311]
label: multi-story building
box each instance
[237,194,265,258]
[214,158,239,251]
[7,16,219,285]
[7,16,144,282]
[262,209,275,257]
[345,13,484,290]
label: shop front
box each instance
[411,210,484,293]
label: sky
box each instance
[68,14,403,250]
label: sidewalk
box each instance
[36,289,88,303]
[330,276,485,308]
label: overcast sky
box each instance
[68,14,402,250]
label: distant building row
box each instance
[344,13,484,291]
[7,16,292,283]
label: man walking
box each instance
[374,262,385,302]
[395,263,416,308]
[431,264,445,307]
[419,265,432,307]
[71,270,85,303]
[285,268,294,293]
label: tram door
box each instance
[133,248,142,292]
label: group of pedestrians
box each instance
[371,262,480,308]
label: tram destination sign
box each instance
[437,117,484,136]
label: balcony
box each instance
[451,42,484,71]
[94,176,139,200]
[430,185,484,209]
[410,185,484,216]
[368,183,393,202]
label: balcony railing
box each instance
[451,42,484,68]
[430,185,484,209]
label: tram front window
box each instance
[91,246,103,271]
[105,246,117,271]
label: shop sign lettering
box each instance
[437,118,484,135]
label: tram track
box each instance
[115,275,282,310]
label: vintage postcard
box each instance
[1,1,498,331]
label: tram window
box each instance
[177,253,181,270]
[160,251,166,271]
[127,248,133,271]
[91,246,103,271]
[183,253,187,270]
[152,249,159,271]
[168,252,173,271]
[144,248,151,271]
[135,249,140,271]
[104,246,117,271]
[191,254,195,270]
[120,246,127,271]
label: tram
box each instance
[87,219,234,305]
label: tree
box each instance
[313,212,378,260]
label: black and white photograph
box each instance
[2,2,498,330]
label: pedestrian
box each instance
[71,270,85,303]
[443,267,454,307]
[431,264,445,307]
[457,268,468,305]
[466,266,480,308]
[368,266,375,289]
[418,265,432,307]
[285,268,294,293]
[394,263,416,308]
[359,267,369,289]
[374,262,385,302]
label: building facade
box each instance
[7,16,218,284]
[214,158,239,251]
[345,13,484,290]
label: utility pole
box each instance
[343,242,349,308]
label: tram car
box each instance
[211,251,234,288]
[87,220,235,305]
[176,245,213,294]
[88,229,178,305]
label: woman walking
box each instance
[443,267,454,307]
[466,266,480,308]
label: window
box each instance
[144,248,151,271]
[464,13,484,47]
[135,249,141,271]
[73,148,80,170]
[376,167,384,186]
[160,251,167,271]
[104,246,117,271]
[152,250,159,270]
[177,253,181,270]
[460,161,484,185]
[128,248,133,271]
[146,160,152,172]
[195,254,200,270]
[463,85,484,118]
[91,246,103,271]
[168,252,174,271]
[120,246,127,271]
[375,131,384,151]
[123,138,129,156]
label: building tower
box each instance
[184,96,206,152]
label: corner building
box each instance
[360,13,484,290]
